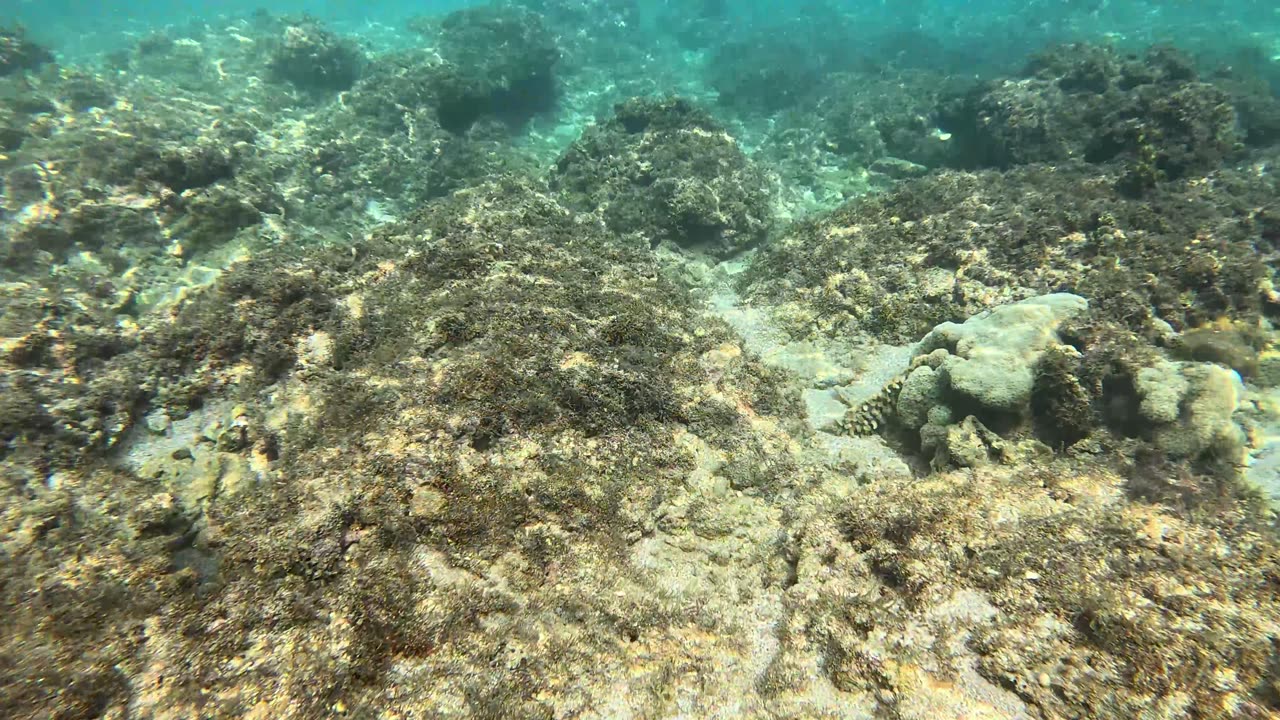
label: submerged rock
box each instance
[5,8,1280,719]
[266,18,363,92]
[433,4,560,132]
[0,26,53,76]
[552,96,773,257]
[938,44,1253,191]
[744,159,1276,345]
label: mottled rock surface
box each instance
[3,11,1280,720]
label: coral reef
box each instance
[840,295,1252,480]
[917,294,1088,413]
[266,17,363,92]
[433,4,561,132]
[0,26,52,76]
[552,96,773,257]
[743,157,1277,345]
[937,44,1266,192]
[4,6,1280,719]
[888,294,1088,468]
[1134,359,1247,461]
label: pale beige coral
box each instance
[1136,359,1247,461]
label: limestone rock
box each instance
[897,364,941,430]
[921,294,1088,414]
[1137,360,1247,460]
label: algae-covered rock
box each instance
[342,50,454,132]
[1258,349,1280,388]
[813,70,961,168]
[708,35,827,115]
[1169,318,1267,379]
[939,44,1245,190]
[338,6,559,135]
[0,281,144,467]
[124,32,210,86]
[266,17,363,92]
[5,176,797,718]
[318,50,540,214]
[434,4,560,131]
[0,26,53,76]
[0,106,25,151]
[773,459,1280,719]
[552,96,772,257]
[6,9,1280,720]
[0,61,282,271]
[744,159,1275,345]
[55,69,116,111]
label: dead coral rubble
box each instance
[0,178,798,718]
[743,157,1278,345]
[771,459,1280,720]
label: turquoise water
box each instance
[9,1,1280,65]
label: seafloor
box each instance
[3,2,1280,718]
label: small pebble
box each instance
[200,419,224,442]
[711,475,730,497]
[45,471,68,490]
[144,410,172,435]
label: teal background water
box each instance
[9,1,1280,64]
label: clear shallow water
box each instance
[9,1,1280,67]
